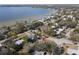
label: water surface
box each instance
[0,7,50,22]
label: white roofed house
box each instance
[56,27,66,38]
[63,18,67,20]
[72,17,76,22]
[68,15,73,19]
[56,28,64,35]
[50,16,54,19]
[70,11,74,14]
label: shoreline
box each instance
[0,14,50,28]
[0,9,57,28]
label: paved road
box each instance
[46,37,74,45]
[46,37,79,55]
[0,37,12,44]
[0,31,29,45]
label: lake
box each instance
[0,7,57,27]
[0,7,51,22]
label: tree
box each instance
[23,20,29,31]
[30,21,44,30]
[10,31,18,38]
[66,18,78,28]
[47,28,57,37]
[69,28,79,42]
[28,47,35,55]
[58,20,66,26]
[27,34,38,43]
[74,28,79,33]
[14,21,25,33]
[58,18,78,28]
[32,41,57,54]
[53,47,64,55]
[22,36,28,43]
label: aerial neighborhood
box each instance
[0,7,79,55]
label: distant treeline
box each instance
[0,4,79,9]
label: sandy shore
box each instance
[0,14,50,28]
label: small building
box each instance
[56,27,65,36]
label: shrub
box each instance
[32,41,57,54]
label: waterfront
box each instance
[0,5,79,55]
[0,7,57,27]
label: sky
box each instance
[0,0,79,4]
